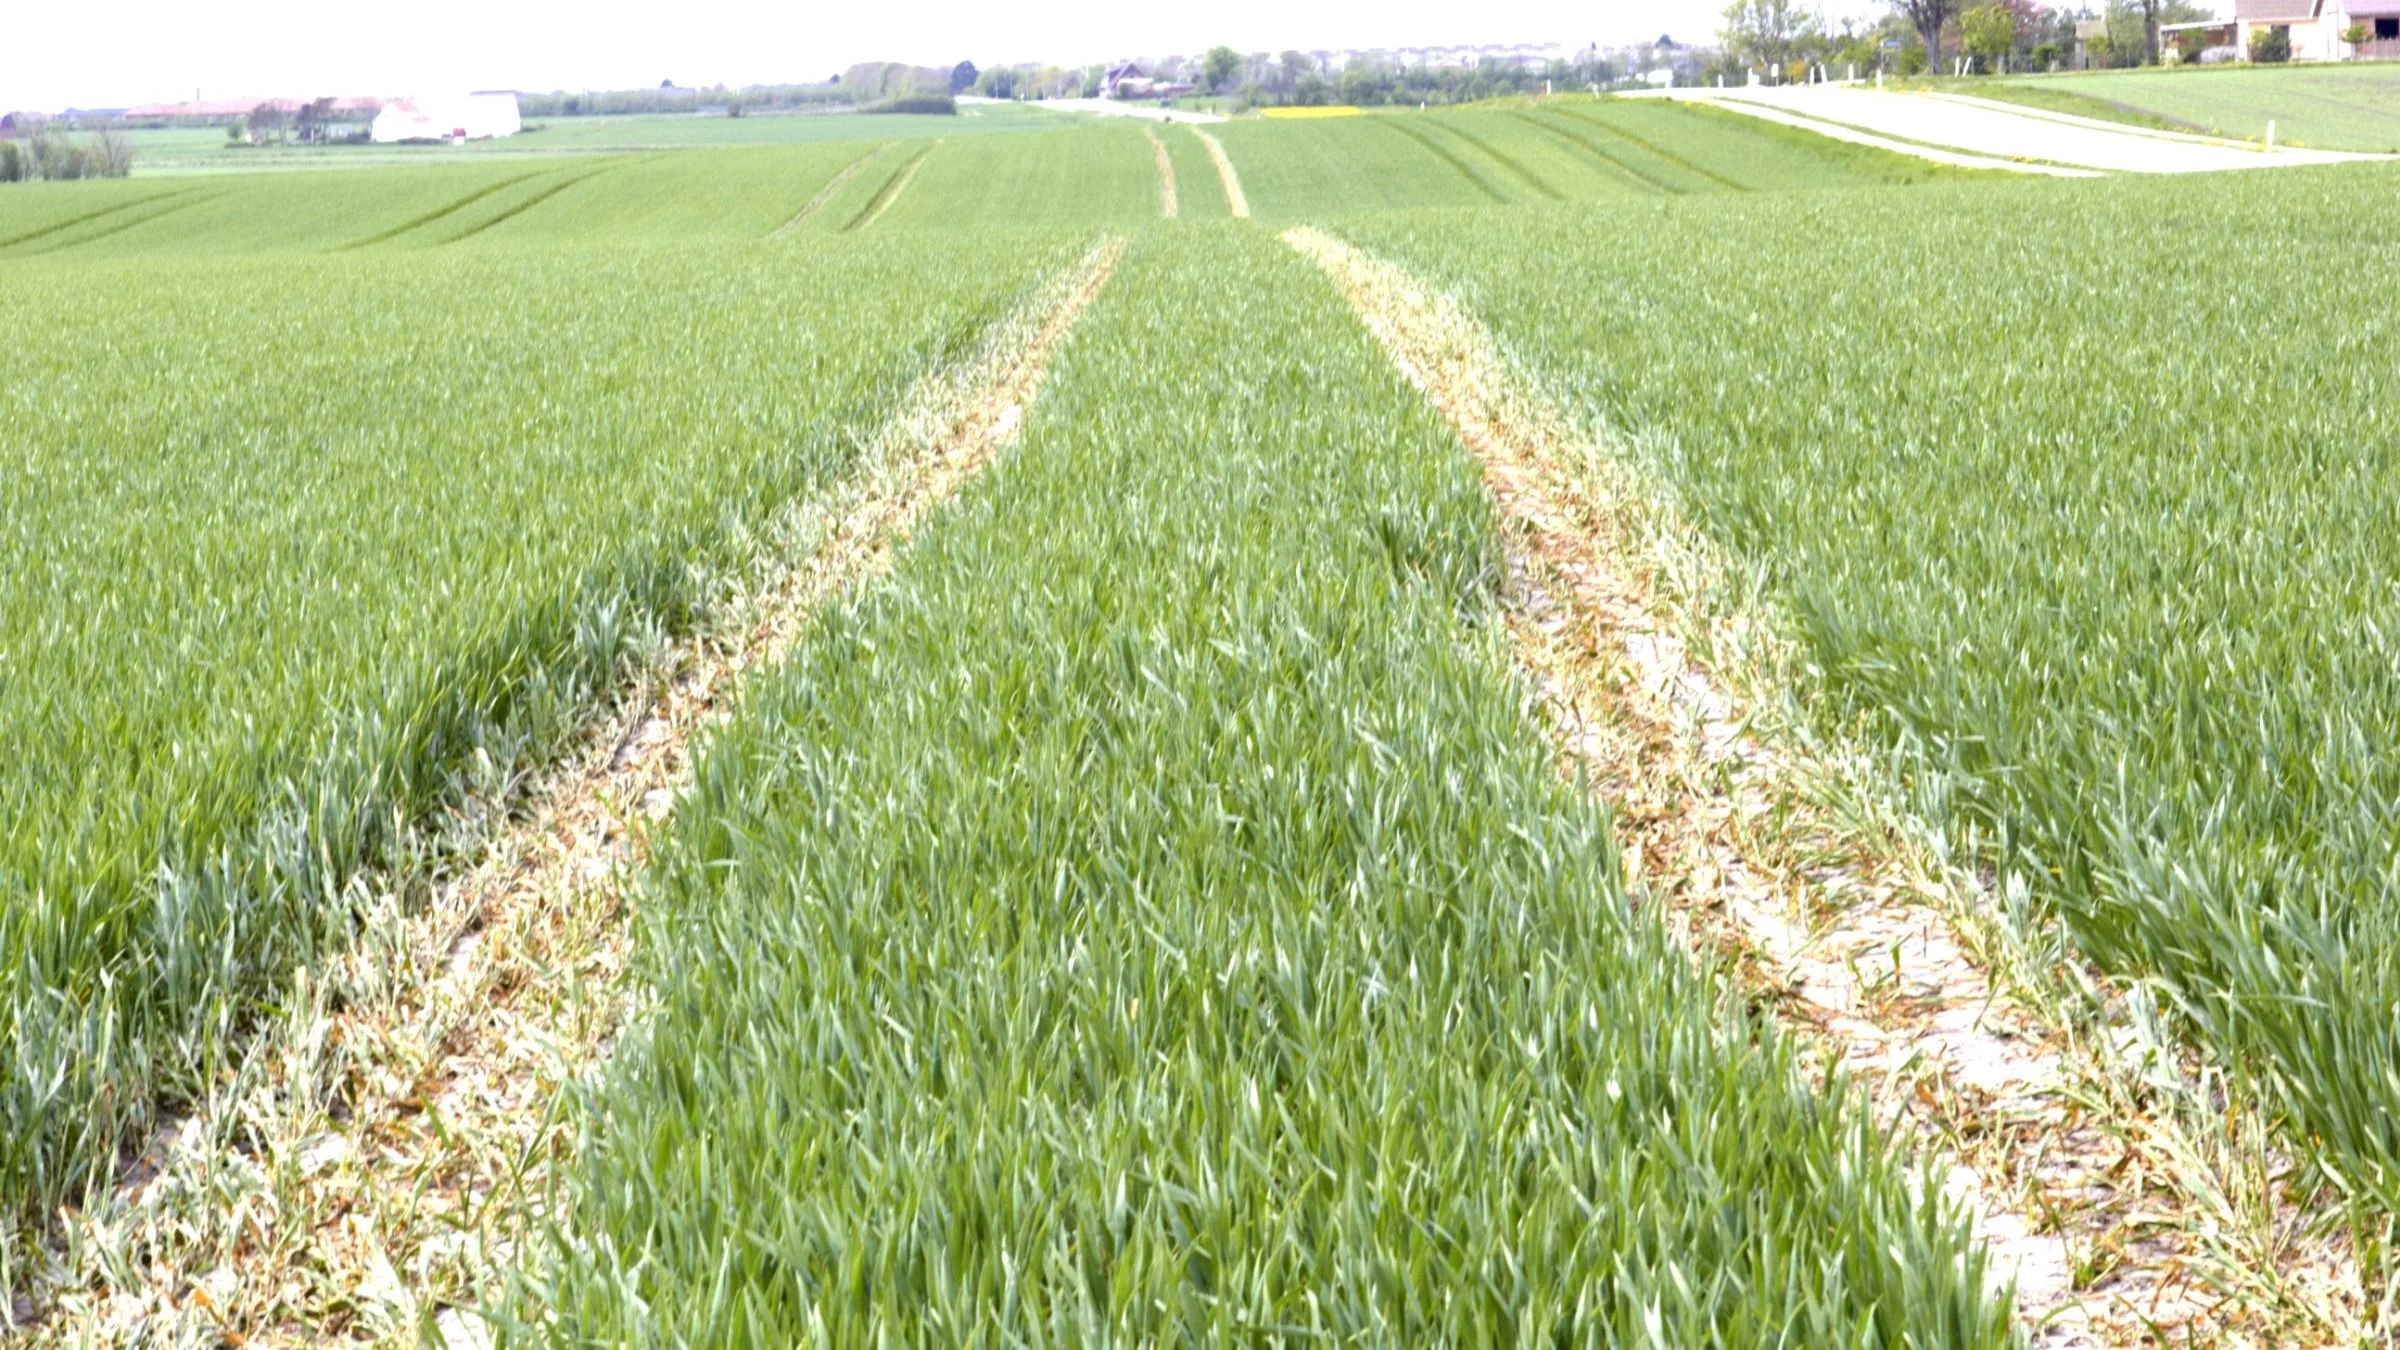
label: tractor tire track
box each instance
[17,192,220,256]
[0,189,196,253]
[1288,224,2370,1349]
[1144,127,1178,219]
[1428,117,1564,201]
[1549,105,1752,192]
[1188,126,1248,218]
[342,169,550,250]
[439,163,621,245]
[1380,118,1510,203]
[1510,110,1675,194]
[770,144,884,238]
[28,235,1129,1345]
[844,143,937,234]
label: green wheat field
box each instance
[6,95,2399,1342]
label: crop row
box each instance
[1213,100,1951,223]
[0,128,1166,260]
[512,224,2009,1343]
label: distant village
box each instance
[971,39,1701,105]
[0,35,1705,154]
[1,92,520,145]
[1,32,1723,182]
[11,0,2389,159]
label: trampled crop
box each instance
[0,220,1082,1238]
[521,224,2007,1343]
[1349,163,2400,1224]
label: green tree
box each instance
[91,125,133,176]
[1892,0,1961,71]
[2110,0,2209,63]
[1723,0,1823,72]
[294,96,336,142]
[1960,4,2016,67]
[1279,50,1313,94]
[247,101,288,143]
[1202,46,1242,93]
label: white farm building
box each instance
[370,93,521,143]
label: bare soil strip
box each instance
[1287,225,2369,1348]
[1144,127,1178,219]
[770,144,883,238]
[845,143,937,234]
[1190,126,1249,219]
[26,235,1127,1346]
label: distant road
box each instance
[1653,84,2382,174]
[1001,96,1227,125]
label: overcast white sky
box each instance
[1,0,1879,113]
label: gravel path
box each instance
[1016,96,1226,125]
[1674,85,2381,173]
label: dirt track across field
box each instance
[1015,95,1225,124]
[28,236,1127,1347]
[1144,127,1178,218]
[1290,224,2372,1349]
[1662,84,2382,174]
[771,144,884,237]
[1192,126,1249,218]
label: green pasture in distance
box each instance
[117,102,1077,175]
[1215,99,1957,221]
[424,144,878,246]
[1991,62,2400,151]
[524,223,2008,1344]
[1,121,1176,260]
[1348,160,2400,1230]
[0,145,931,256]
[0,223,1082,1243]
[495,101,1071,150]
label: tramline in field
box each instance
[4,91,2398,1342]
[1347,162,2400,1308]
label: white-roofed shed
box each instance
[370,93,521,143]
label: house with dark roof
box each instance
[1105,62,1151,98]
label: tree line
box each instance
[0,123,133,183]
[972,48,1653,107]
[1723,0,2217,79]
